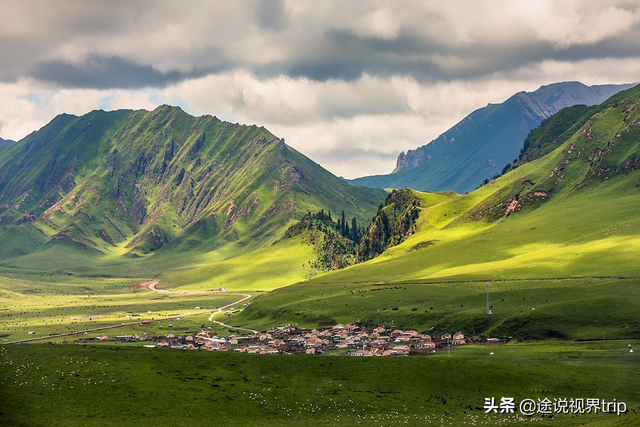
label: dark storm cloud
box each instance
[1,1,640,89]
[325,28,446,56]
[276,29,441,81]
[313,24,640,82]
[29,54,222,89]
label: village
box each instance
[75,323,503,356]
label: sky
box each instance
[1,1,640,178]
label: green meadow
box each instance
[234,278,640,341]
[313,171,640,285]
[1,342,638,426]
[234,171,640,337]
[0,273,242,344]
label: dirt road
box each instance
[147,281,258,334]
[206,293,257,334]
[6,281,257,344]
[147,281,256,331]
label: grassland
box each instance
[315,171,640,284]
[159,235,318,291]
[0,273,244,344]
[234,278,640,340]
[1,342,638,426]
[233,172,640,337]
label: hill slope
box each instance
[349,81,634,193]
[318,83,640,282]
[235,84,640,338]
[0,106,384,275]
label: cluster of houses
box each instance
[77,323,502,356]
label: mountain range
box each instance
[0,80,639,338]
[349,81,635,193]
[1,81,639,289]
[0,106,384,273]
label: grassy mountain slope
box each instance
[349,82,633,193]
[0,106,384,277]
[324,84,640,282]
[235,84,640,338]
[517,104,597,164]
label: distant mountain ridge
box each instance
[349,81,635,193]
[0,137,15,146]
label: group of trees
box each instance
[336,210,364,244]
[286,190,421,270]
[356,189,421,262]
[284,209,360,270]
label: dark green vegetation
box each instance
[281,190,421,270]
[1,343,638,426]
[282,210,362,270]
[357,189,420,262]
[349,82,633,193]
[237,84,640,340]
[0,106,384,278]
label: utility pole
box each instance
[225,310,231,348]
[486,283,492,315]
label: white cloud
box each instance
[519,0,640,48]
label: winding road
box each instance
[5,280,257,344]
[146,280,257,333]
[144,281,257,334]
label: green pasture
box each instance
[235,277,640,340]
[0,274,242,343]
[0,343,637,426]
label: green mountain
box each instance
[0,106,384,274]
[349,82,634,193]
[236,84,640,338]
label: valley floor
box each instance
[1,271,639,426]
[1,265,638,426]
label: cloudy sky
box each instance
[1,0,639,178]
